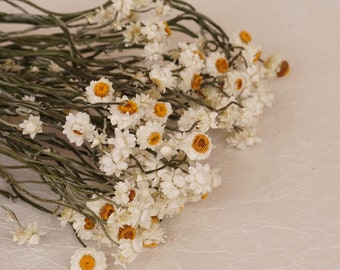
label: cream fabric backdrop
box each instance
[0,1,340,269]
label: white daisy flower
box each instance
[141,222,166,248]
[226,127,262,150]
[107,128,136,158]
[11,221,45,246]
[58,207,77,228]
[178,107,217,133]
[183,131,213,161]
[70,247,107,270]
[141,19,168,42]
[153,194,187,219]
[123,21,142,45]
[113,179,136,206]
[86,195,116,221]
[98,149,128,177]
[18,114,43,139]
[149,64,177,93]
[90,130,108,148]
[85,77,114,104]
[147,101,172,123]
[113,239,143,268]
[142,41,168,63]
[62,111,95,147]
[185,162,220,197]
[128,199,153,229]
[136,121,164,150]
[160,168,187,199]
[108,96,141,130]
[72,212,100,241]
[205,51,229,77]
[178,43,205,72]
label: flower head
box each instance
[63,111,95,146]
[11,221,45,246]
[85,77,114,104]
[70,247,107,270]
[136,121,164,150]
[19,114,43,139]
[183,132,213,160]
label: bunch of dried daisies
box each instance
[0,0,289,268]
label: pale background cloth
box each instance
[0,0,340,269]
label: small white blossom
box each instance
[113,239,143,268]
[11,221,45,246]
[136,121,164,150]
[62,111,95,146]
[108,96,141,129]
[70,247,107,270]
[19,114,43,139]
[149,64,177,93]
[99,149,129,177]
[85,77,114,104]
[183,132,213,161]
[107,128,136,158]
[226,127,262,150]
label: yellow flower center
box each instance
[99,203,115,221]
[118,225,136,240]
[84,217,95,230]
[234,78,243,91]
[143,241,158,248]
[239,30,252,44]
[148,132,162,146]
[79,254,96,270]
[201,192,209,200]
[118,100,138,115]
[277,60,290,78]
[191,73,203,90]
[215,57,229,73]
[94,81,110,97]
[164,22,172,36]
[128,189,136,202]
[154,103,167,118]
[192,134,210,154]
[253,51,262,62]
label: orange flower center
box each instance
[118,100,138,115]
[253,51,262,62]
[94,81,110,97]
[143,241,158,248]
[99,203,115,221]
[118,225,136,240]
[215,57,229,73]
[79,254,96,270]
[164,22,172,36]
[192,134,210,154]
[154,103,167,118]
[194,50,205,60]
[151,216,159,224]
[234,78,243,91]
[201,192,209,200]
[191,74,203,90]
[277,60,290,78]
[128,189,136,202]
[148,132,162,146]
[239,30,252,44]
[84,217,95,230]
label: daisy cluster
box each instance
[0,0,289,269]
